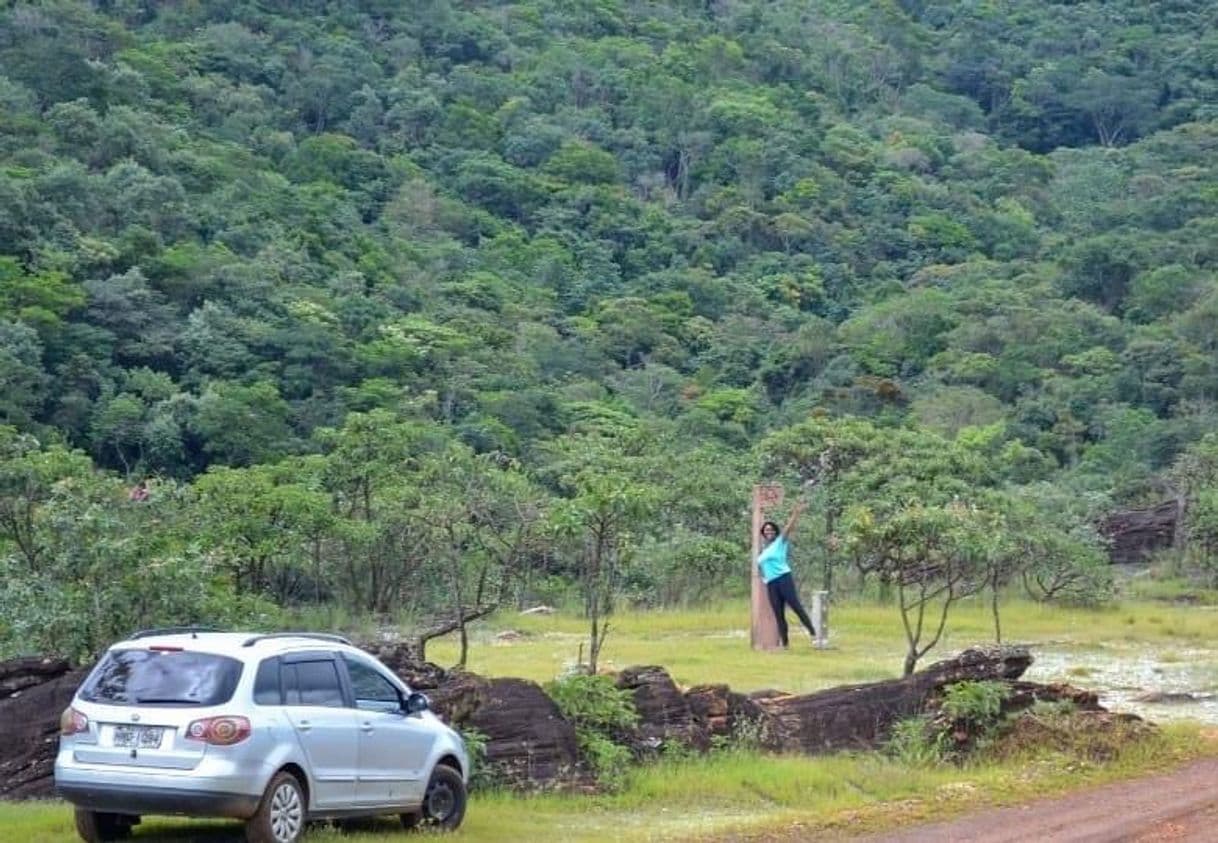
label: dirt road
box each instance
[852,758,1218,843]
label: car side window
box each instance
[253,657,281,705]
[283,659,344,708]
[343,657,402,713]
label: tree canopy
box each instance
[3,0,1217,665]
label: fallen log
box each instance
[748,645,1033,753]
[0,666,89,799]
[616,665,709,754]
[460,677,581,787]
[0,657,72,702]
[685,683,767,744]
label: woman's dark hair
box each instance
[760,520,781,536]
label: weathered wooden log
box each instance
[0,666,89,799]
[359,641,451,690]
[0,657,72,702]
[459,677,581,787]
[615,665,710,753]
[686,682,767,744]
[1003,680,1102,713]
[748,645,1033,753]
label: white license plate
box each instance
[113,725,164,749]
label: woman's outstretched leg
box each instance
[777,574,817,640]
[766,577,790,647]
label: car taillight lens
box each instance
[60,706,89,736]
[185,715,251,746]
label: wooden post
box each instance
[751,483,783,650]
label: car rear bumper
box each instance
[57,781,261,819]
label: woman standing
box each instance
[757,496,818,648]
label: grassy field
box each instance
[9,592,1218,842]
[418,593,1218,695]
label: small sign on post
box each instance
[751,483,784,650]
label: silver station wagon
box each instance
[54,629,469,843]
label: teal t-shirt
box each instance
[757,535,791,583]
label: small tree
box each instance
[193,462,332,601]
[1001,485,1112,612]
[0,431,275,661]
[415,446,546,667]
[1019,527,1113,605]
[316,410,437,615]
[0,427,95,572]
[758,416,889,591]
[846,500,989,676]
[549,434,659,673]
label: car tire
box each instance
[74,809,132,842]
[245,771,307,843]
[402,764,466,832]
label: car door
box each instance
[281,654,360,809]
[342,655,436,807]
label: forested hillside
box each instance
[4,1,1218,660]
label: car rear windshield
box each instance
[79,649,244,706]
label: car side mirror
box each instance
[404,691,430,715]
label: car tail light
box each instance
[185,716,251,746]
[60,706,89,736]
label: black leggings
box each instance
[766,572,816,646]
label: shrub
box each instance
[546,674,639,788]
[941,680,1009,726]
[547,674,639,734]
[885,716,947,766]
[458,726,503,792]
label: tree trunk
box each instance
[589,613,599,673]
[822,507,836,593]
[991,573,1003,644]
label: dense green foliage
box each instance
[546,673,639,785]
[4,1,1218,662]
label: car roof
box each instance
[109,631,366,661]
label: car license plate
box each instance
[113,725,164,749]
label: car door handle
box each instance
[296,720,312,732]
[360,722,374,733]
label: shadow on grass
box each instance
[130,821,244,842]
[131,817,407,842]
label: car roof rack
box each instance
[241,632,352,648]
[128,626,222,640]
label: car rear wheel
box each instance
[245,771,306,843]
[400,764,466,832]
[73,809,133,842]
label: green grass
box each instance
[1122,574,1218,606]
[8,724,1214,842]
[411,596,1218,694]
